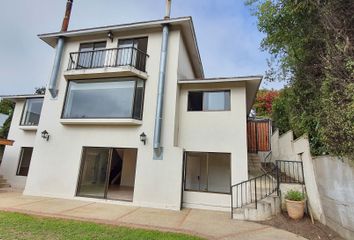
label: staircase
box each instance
[232,194,280,221]
[0,175,11,189]
[231,157,306,221]
[248,153,262,176]
[231,173,280,221]
[232,153,280,221]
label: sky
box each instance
[0,0,284,96]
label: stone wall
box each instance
[271,130,325,223]
[313,156,354,240]
[271,130,354,240]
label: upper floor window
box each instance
[77,42,107,69]
[20,98,44,126]
[62,78,145,120]
[117,38,148,71]
[188,90,231,111]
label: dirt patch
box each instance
[259,212,343,240]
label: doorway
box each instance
[76,147,137,202]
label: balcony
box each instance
[65,47,149,80]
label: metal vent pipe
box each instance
[48,0,73,98]
[153,0,171,159]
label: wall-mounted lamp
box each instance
[140,132,147,145]
[107,31,114,42]
[41,130,50,141]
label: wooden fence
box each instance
[247,119,271,153]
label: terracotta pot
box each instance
[285,199,305,220]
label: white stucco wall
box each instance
[2,25,253,212]
[178,82,248,210]
[271,130,325,223]
[0,100,37,188]
[20,29,187,210]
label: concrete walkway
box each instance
[0,189,305,240]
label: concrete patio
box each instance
[0,189,305,240]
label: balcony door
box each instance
[76,147,137,201]
[77,42,107,69]
[117,38,148,71]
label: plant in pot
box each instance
[285,190,305,220]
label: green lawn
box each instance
[0,211,203,240]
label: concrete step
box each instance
[0,178,8,184]
[0,183,11,188]
[232,195,280,221]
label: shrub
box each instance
[285,190,305,201]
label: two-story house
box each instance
[0,16,262,212]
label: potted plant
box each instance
[285,190,305,220]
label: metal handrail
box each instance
[230,159,305,218]
[230,166,278,217]
[67,47,149,72]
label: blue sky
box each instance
[0,0,283,95]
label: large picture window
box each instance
[188,90,231,111]
[20,98,43,126]
[62,78,145,120]
[16,147,33,176]
[184,152,231,194]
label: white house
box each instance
[0,16,262,212]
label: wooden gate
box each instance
[247,119,271,153]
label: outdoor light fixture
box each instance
[41,130,50,141]
[107,31,114,42]
[140,132,147,145]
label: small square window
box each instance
[188,91,230,111]
[16,147,33,176]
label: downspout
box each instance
[153,0,172,159]
[48,0,73,98]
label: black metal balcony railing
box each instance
[67,47,149,72]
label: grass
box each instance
[0,211,203,240]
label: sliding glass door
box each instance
[77,148,110,198]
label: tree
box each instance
[0,99,14,139]
[246,0,354,158]
[253,89,279,118]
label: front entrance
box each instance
[76,147,137,202]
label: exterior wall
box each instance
[178,82,248,210]
[23,29,185,210]
[177,36,195,80]
[313,156,354,240]
[0,100,37,188]
[271,130,325,223]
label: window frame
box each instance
[183,151,232,195]
[16,147,34,176]
[19,98,44,126]
[187,90,231,112]
[76,41,107,69]
[61,77,146,120]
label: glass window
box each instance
[76,148,110,198]
[117,38,148,71]
[16,147,33,176]
[20,98,43,126]
[188,91,230,111]
[62,78,145,119]
[77,42,107,69]
[184,152,231,194]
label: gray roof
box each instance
[38,16,204,78]
[0,94,45,102]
